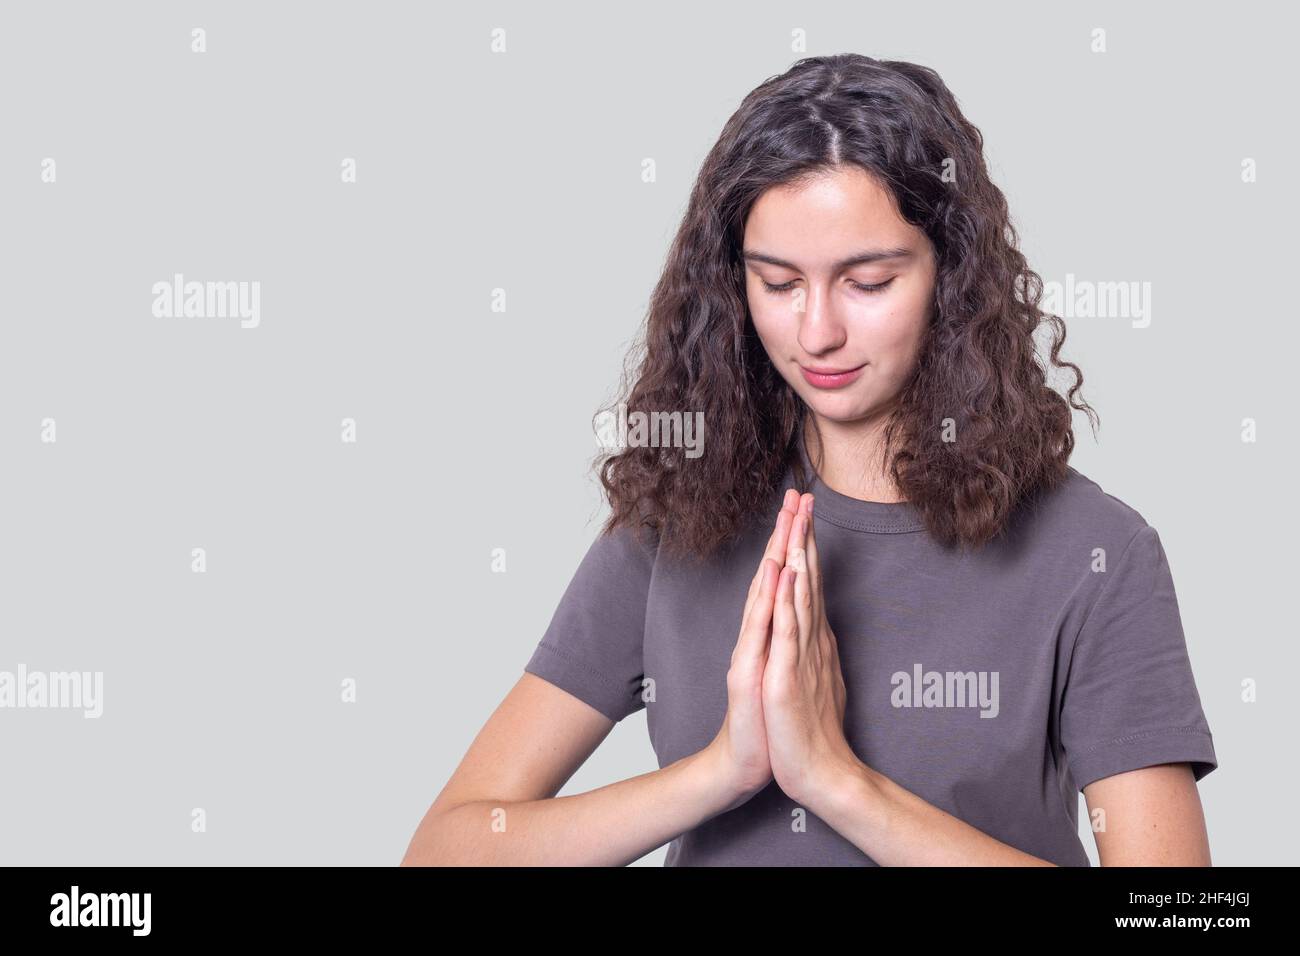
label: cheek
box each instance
[877,310,925,352]
[863,318,917,373]
[845,307,928,391]
[871,282,932,353]
[747,297,791,354]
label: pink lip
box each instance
[799,362,866,389]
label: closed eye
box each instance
[761,277,895,295]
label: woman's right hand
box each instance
[705,488,799,812]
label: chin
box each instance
[800,390,876,423]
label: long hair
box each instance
[594,53,1097,560]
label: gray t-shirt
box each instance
[523,460,1218,866]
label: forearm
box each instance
[813,759,1057,866]
[401,746,740,866]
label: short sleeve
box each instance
[1059,524,1218,792]
[522,521,656,722]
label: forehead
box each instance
[742,166,914,255]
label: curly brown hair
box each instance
[593,53,1097,561]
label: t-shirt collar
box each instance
[790,432,927,535]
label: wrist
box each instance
[696,738,763,813]
[805,752,880,819]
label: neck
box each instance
[802,410,906,504]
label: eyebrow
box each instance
[741,246,913,271]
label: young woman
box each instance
[402,53,1217,867]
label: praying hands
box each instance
[704,488,1057,865]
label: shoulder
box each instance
[1058,465,1151,533]
[1009,464,1154,557]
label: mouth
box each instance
[798,362,867,390]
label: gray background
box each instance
[0,1,1293,865]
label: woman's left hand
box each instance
[762,492,861,809]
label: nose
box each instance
[795,284,848,356]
